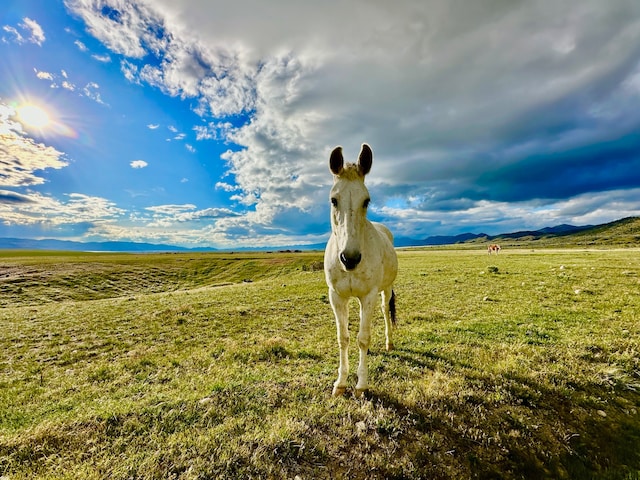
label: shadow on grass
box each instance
[364,346,640,480]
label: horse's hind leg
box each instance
[381,287,395,351]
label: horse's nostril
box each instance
[340,252,362,270]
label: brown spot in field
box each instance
[263,257,294,265]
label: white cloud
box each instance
[0,102,68,187]
[85,207,324,248]
[65,0,163,58]
[82,82,107,105]
[20,18,45,46]
[147,123,160,129]
[193,121,234,141]
[0,191,124,227]
[130,160,148,169]
[140,204,242,232]
[2,17,45,45]
[92,53,112,63]
[377,188,640,238]
[215,182,238,192]
[120,59,138,82]
[35,69,54,80]
[34,69,108,105]
[74,39,88,52]
[146,204,195,214]
[2,25,23,44]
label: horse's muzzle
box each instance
[340,251,362,270]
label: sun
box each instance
[11,98,78,138]
[17,104,51,129]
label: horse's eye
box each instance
[363,198,370,209]
[331,197,338,208]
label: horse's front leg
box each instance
[355,292,377,396]
[329,288,350,397]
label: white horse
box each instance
[324,144,398,397]
[488,244,501,255]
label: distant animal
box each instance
[324,144,398,397]
[488,244,501,255]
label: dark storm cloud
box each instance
[0,190,35,204]
[474,131,640,202]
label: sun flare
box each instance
[17,104,51,129]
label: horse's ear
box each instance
[358,144,372,176]
[329,146,344,175]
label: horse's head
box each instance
[328,144,373,271]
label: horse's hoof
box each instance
[386,343,395,352]
[332,386,347,397]
[355,388,368,398]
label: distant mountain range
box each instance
[394,223,596,247]
[1,217,639,252]
[0,238,209,252]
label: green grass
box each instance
[1,249,639,479]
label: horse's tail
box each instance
[390,289,396,325]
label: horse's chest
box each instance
[328,266,381,298]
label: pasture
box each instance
[0,248,639,479]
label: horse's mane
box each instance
[335,163,364,181]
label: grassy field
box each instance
[0,248,639,479]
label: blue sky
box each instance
[2,0,640,248]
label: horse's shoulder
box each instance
[371,222,394,244]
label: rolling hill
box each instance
[475,216,640,247]
[396,217,640,248]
